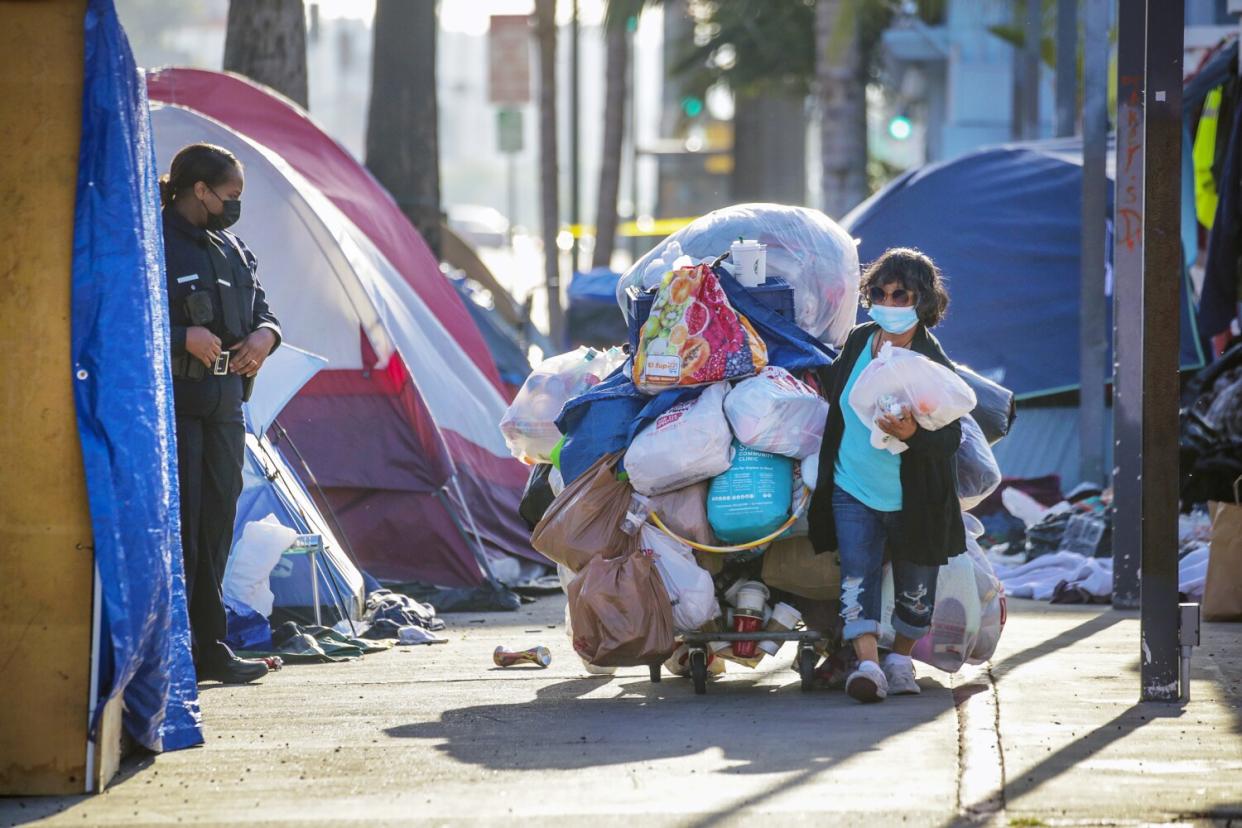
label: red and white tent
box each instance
[148,69,540,588]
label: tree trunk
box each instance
[591,21,628,270]
[223,0,308,109]
[365,0,442,258]
[730,89,807,205]
[815,0,867,219]
[536,0,565,346]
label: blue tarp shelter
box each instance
[72,0,201,751]
[842,139,1205,400]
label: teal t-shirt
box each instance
[834,333,903,512]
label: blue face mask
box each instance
[868,304,920,334]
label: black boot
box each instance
[197,643,270,684]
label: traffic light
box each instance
[681,95,704,118]
[887,113,913,141]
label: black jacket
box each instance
[807,322,965,567]
[163,207,281,398]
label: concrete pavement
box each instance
[2,597,1240,826]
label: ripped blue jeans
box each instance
[832,485,939,642]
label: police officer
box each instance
[160,143,280,684]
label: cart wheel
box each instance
[689,649,708,695]
[799,646,817,692]
[649,663,662,683]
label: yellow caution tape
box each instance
[647,487,813,554]
[563,217,698,239]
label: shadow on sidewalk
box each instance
[386,669,954,817]
[989,610,1126,681]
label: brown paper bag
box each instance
[761,536,841,601]
[567,540,677,667]
[650,481,715,546]
[531,453,631,572]
[1203,502,1242,622]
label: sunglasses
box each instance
[869,285,916,305]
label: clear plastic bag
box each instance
[640,525,719,632]
[624,382,734,496]
[499,346,626,464]
[956,414,1002,511]
[618,203,861,344]
[723,366,830,459]
[848,342,977,454]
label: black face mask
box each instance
[203,185,242,231]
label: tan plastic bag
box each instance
[650,481,715,546]
[567,540,678,667]
[761,537,841,601]
[1204,502,1242,622]
[531,453,631,572]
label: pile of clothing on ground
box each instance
[502,204,1018,682]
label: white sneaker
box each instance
[845,659,888,703]
[882,653,921,695]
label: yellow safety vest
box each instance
[1194,86,1223,230]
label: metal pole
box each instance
[1023,0,1042,138]
[1138,0,1182,702]
[1112,0,1145,609]
[1055,0,1078,137]
[310,542,322,628]
[507,153,516,247]
[570,0,581,275]
[1079,0,1108,487]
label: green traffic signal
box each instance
[888,114,913,141]
[681,96,705,118]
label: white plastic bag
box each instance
[723,366,829,459]
[624,382,734,496]
[879,514,1004,671]
[640,525,719,632]
[618,204,861,344]
[848,342,977,455]
[224,514,297,618]
[957,415,1002,511]
[500,346,627,464]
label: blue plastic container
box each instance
[707,442,794,544]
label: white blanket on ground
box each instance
[996,547,1211,602]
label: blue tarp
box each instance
[568,267,621,305]
[71,0,201,750]
[842,140,1204,399]
[556,267,835,484]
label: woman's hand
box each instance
[877,405,918,441]
[228,328,277,378]
[185,326,222,369]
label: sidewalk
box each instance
[2,597,1239,826]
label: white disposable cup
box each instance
[730,240,766,287]
[758,602,803,657]
[732,580,770,614]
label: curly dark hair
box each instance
[858,247,950,328]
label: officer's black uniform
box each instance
[162,206,280,669]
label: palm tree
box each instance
[815,0,867,218]
[592,7,636,269]
[365,0,442,258]
[536,0,566,347]
[223,0,308,109]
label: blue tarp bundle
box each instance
[71,0,202,751]
[556,267,835,484]
[843,140,1204,398]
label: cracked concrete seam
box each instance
[953,662,1006,824]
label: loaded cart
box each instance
[660,629,827,695]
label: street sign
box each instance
[488,14,531,105]
[497,108,523,154]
